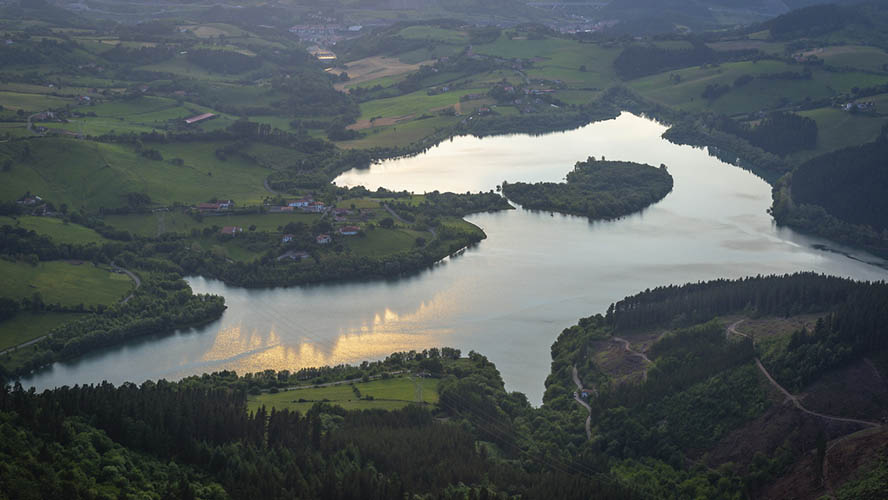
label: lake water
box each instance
[23,113,888,405]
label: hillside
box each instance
[542,273,888,499]
[790,134,888,232]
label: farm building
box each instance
[288,198,312,208]
[221,226,243,236]
[185,113,217,125]
[306,201,326,213]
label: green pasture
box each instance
[342,227,432,257]
[630,60,888,114]
[0,138,271,212]
[793,105,886,161]
[397,45,463,64]
[103,212,321,237]
[0,216,107,245]
[247,376,439,413]
[358,88,488,119]
[0,259,133,307]
[337,114,460,149]
[0,312,86,351]
[805,45,888,72]
[0,91,71,111]
[190,236,266,263]
[39,96,233,136]
[397,26,469,44]
[474,35,620,88]
[137,56,243,82]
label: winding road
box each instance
[571,365,593,440]
[727,320,880,428]
[112,263,142,304]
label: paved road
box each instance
[0,333,49,356]
[112,263,142,304]
[571,365,592,440]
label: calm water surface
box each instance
[24,113,888,404]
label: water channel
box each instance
[24,113,888,405]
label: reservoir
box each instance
[23,113,888,405]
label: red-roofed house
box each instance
[316,234,332,244]
[221,226,243,236]
[339,226,360,236]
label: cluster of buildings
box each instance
[841,101,876,113]
[196,200,234,212]
[268,198,327,214]
[288,24,361,46]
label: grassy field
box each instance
[397,26,469,44]
[103,211,321,237]
[474,34,620,88]
[798,45,888,72]
[338,114,461,149]
[0,138,272,212]
[0,91,71,111]
[358,88,488,120]
[0,311,85,351]
[247,376,439,413]
[630,61,888,114]
[793,105,886,161]
[343,227,432,257]
[41,96,236,136]
[0,259,133,307]
[337,55,429,91]
[0,216,107,245]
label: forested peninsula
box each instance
[501,158,673,220]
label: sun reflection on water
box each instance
[201,302,455,375]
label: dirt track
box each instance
[728,320,880,429]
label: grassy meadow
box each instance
[0,216,107,245]
[247,375,439,413]
[0,259,133,307]
[0,138,271,211]
[0,311,86,351]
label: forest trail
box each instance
[571,365,592,440]
[263,176,280,195]
[613,336,651,364]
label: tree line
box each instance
[501,158,673,220]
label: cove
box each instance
[23,113,888,405]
